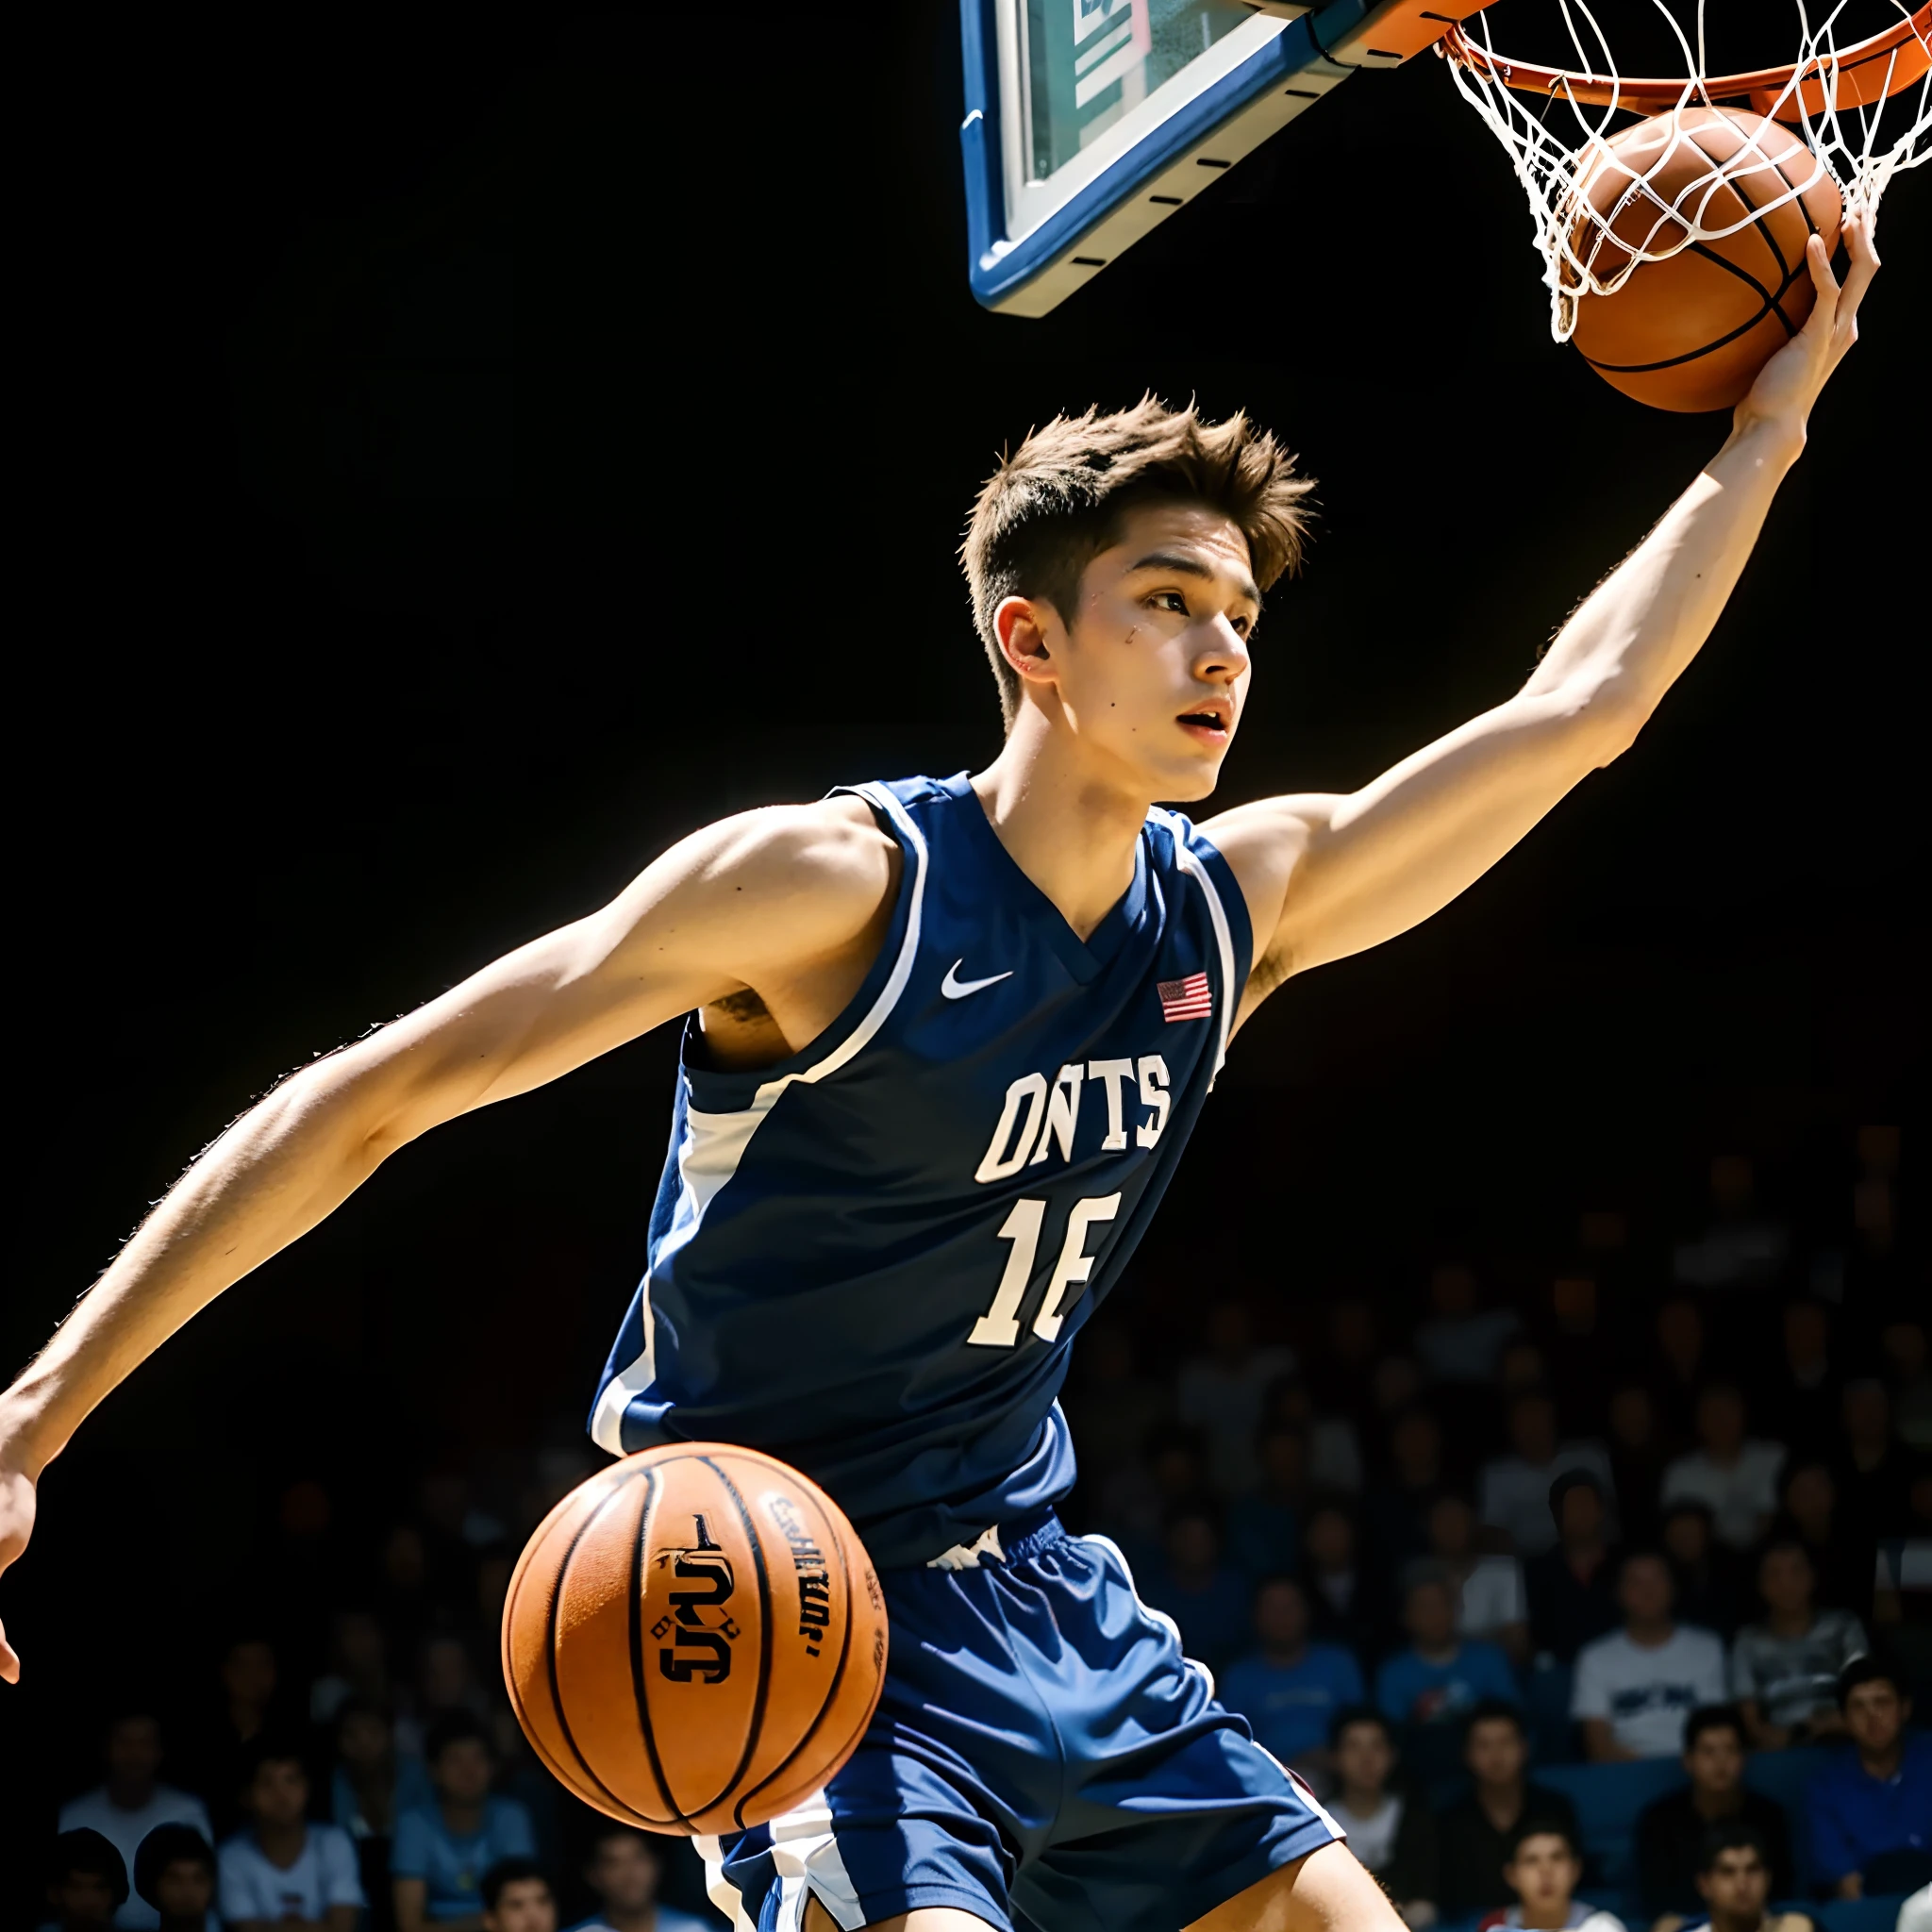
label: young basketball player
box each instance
[0,224,1879,1932]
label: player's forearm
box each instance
[1,1050,396,1476]
[1524,415,1803,738]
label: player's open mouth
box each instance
[1176,703,1230,742]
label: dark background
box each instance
[4,4,1922,1919]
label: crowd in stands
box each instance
[30,1130,1928,1932]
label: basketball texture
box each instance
[502,1444,888,1836]
[1569,107,1843,411]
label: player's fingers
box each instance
[0,1619,18,1685]
[1834,214,1880,331]
[1802,232,1840,322]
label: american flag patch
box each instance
[1158,971,1212,1023]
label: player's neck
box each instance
[973,720,1152,941]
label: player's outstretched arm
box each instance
[1207,218,1878,1015]
[0,796,897,1681]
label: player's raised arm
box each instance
[0,797,898,1680]
[1208,220,1878,1014]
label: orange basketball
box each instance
[1568,107,1843,411]
[501,1443,888,1836]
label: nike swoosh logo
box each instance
[941,960,1014,1000]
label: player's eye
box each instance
[1150,590,1189,615]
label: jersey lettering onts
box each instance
[589,773,1254,1567]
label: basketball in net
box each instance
[1567,107,1844,410]
[502,1443,888,1835]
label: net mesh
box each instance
[1441,3,1932,339]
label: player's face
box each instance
[1015,501,1257,802]
[1697,1848,1769,1921]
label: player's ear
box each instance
[993,594,1059,688]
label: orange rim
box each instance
[1441,3,1931,120]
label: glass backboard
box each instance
[959,0,1491,313]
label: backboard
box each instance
[959,0,1486,315]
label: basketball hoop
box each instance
[1436,3,1932,339]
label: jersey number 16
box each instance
[965,1194,1121,1349]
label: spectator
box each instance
[1607,1384,1670,1547]
[1096,1422,1208,1576]
[1149,1507,1251,1674]
[43,1831,129,1932]
[392,1711,537,1929]
[1220,1577,1366,1776]
[1374,1563,1519,1774]
[1526,1473,1622,1666]
[568,1825,714,1932]
[1437,1701,1581,1919]
[1298,1500,1373,1650]
[1227,1420,1310,1581]
[1426,1492,1529,1664]
[1652,1301,1709,1451]
[1368,1407,1450,1573]
[1770,1301,1839,1462]
[1061,1322,1170,1490]
[1479,1818,1624,1932]
[217,1738,363,1932]
[130,1826,216,1932]
[191,1635,284,1837]
[1730,1541,1866,1749]
[1882,1320,1932,1453]
[1776,1460,1872,1624]
[335,1697,433,1833]
[58,1711,214,1931]
[1325,1707,1440,1929]
[1574,1552,1726,1760]
[1661,1388,1785,1554]
[1835,1380,1922,1543]
[1661,1500,1746,1641]
[1292,1319,1370,1492]
[309,1610,391,1727]
[1636,1707,1795,1923]
[1808,1657,1932,1901]
[1414,1262,1521,1386]
[480,1861,554,1932]
[1674,1823,1814,1932]
[1480,1391,1614,1558]
[1176,1300,1296,1494]
[1671,1155,1789,1292]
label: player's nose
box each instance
[1194,612,1250,682]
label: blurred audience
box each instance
[216,1739,363,1930]
[567,1827,713,1932]
[1661,1388,1785,1555]
[1480,1391,1613,1559]
[479,1862,554,1932]
[1636,1707,1794,1924]
[1728,1540,1865,1749]
[131,1825,217,1932]
[1227,1421,1310,1581]
[1574,1554,1726,1760]
[58,1713,213,1932]
[1375,1566,1518,1772]
[1526,1474,1623,1667]
[1414,1264,1520,1389]
[1149,1507,1250,1675]
[1220,1578,1365,1778]
[391,1712,537,1930]
[43,1831,130,1932]
[1437,1702,1579,1920]
[1177,1300,1296,1494]
[1324,1708,1440,1929]
[1480,1818,1624,1932]
[1675,1823,1813,1932]
[1425,1492,1528,1665]
[1807,1658,1932,1902]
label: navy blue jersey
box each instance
[589,773,1254,1567]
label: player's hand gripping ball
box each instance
[502,1443,888,1835]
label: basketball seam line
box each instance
[689,1455,775,1827]
[551,1467,677,1828]
[730,1481,865,1831]
[631,1468,692,1830]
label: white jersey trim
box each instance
[693,1833,757,1932]
[590,783,930,1457]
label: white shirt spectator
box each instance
[1176,1342,1297,1493]
[1660,1441,1786,1552]
[1479,1442,1614,1555]
[1457,1554,1528,1642]
[1895,1884,1932,1932]
[1572,1624,1727,1757]
[1484,1907,1626,1932]
[1327,1793,1404,1872]
[1414,1307,1521,1384]
[58,1785,214,1931]
[218,1824,364,1923]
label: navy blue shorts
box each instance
[699,1512,1341,1931]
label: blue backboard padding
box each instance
[960,0,1331,309]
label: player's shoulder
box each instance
[677,794,901,923]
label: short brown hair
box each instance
[960,395,1313,727]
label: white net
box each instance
[1441,2,1932,338]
